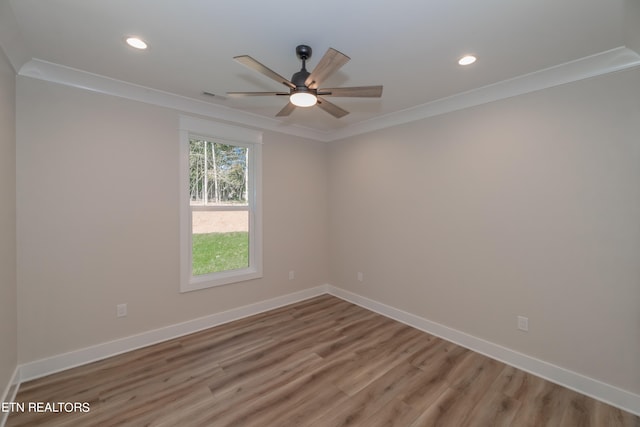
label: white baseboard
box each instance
[1,366,20,427]
[10,283,640,418]
[18,285,328,383]
[325,285,640,417]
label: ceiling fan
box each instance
[227,45,383,118]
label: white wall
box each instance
[0,46,17,400]
[328,67,640,395]
[16,76,328,363]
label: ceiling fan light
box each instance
[290,92,317,107]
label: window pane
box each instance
[191,211,249,276]
[189,139,248,206]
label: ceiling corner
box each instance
[0,1,32,73]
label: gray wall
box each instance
[16,76,329,362]
[0,49,17,395]
[328,67,640,394]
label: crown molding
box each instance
[17,59,331,142]
[328,46,640,141]
[18,47,640,143]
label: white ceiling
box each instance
[2,0,638,138]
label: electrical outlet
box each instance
[357,272,364,282]
[117,303,127,318]
[289,270,295,280]
[517,315,528,332]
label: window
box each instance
[179,116,262,292]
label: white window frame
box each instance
[179,116,262,292]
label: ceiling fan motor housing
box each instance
[291,69,311,89]
[295,45,312,61]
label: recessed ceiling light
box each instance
[125,37,148,50]
[458,55,477,66]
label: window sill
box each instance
[180,268,262,293]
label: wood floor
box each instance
[7,295,640,426]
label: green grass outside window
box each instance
[192,232,249,275]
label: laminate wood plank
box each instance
[458,364,533,426]
[246,374,348,427]
[158,352,326,427]
[329,311,396,339]
[447,352,507,397]
[360,398,421,427]
[508,379,575,427]
[97,362,222,409]
[202,365,348,427]
[334,327,430,395]
[265,318,347,353]
[17,341,182,400]
[408,352,508,426]
[408,336,470,375]
[147,388,224,427]
[460,390,521,427]
[209,351,324,403]
[175,311,293,353]
[400,355,465,413]
[408,386,466,427]
[560,393,594,426]
[491,365,545,401]
[289,296,358,323]
[203,349,358,425]
[96,384,215,427]
[7,295,639,427]
[170,337,275,375]
[287,293,341,315]
[592,400,640,427]
[316,317,406,360]
[309,361,422,427]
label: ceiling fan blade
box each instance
[276,102,297,117]
[316,97,349,118]
[305,48,350,89]
[234,55,295,89]
[317,86,383,98]
[227,91,289,97]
